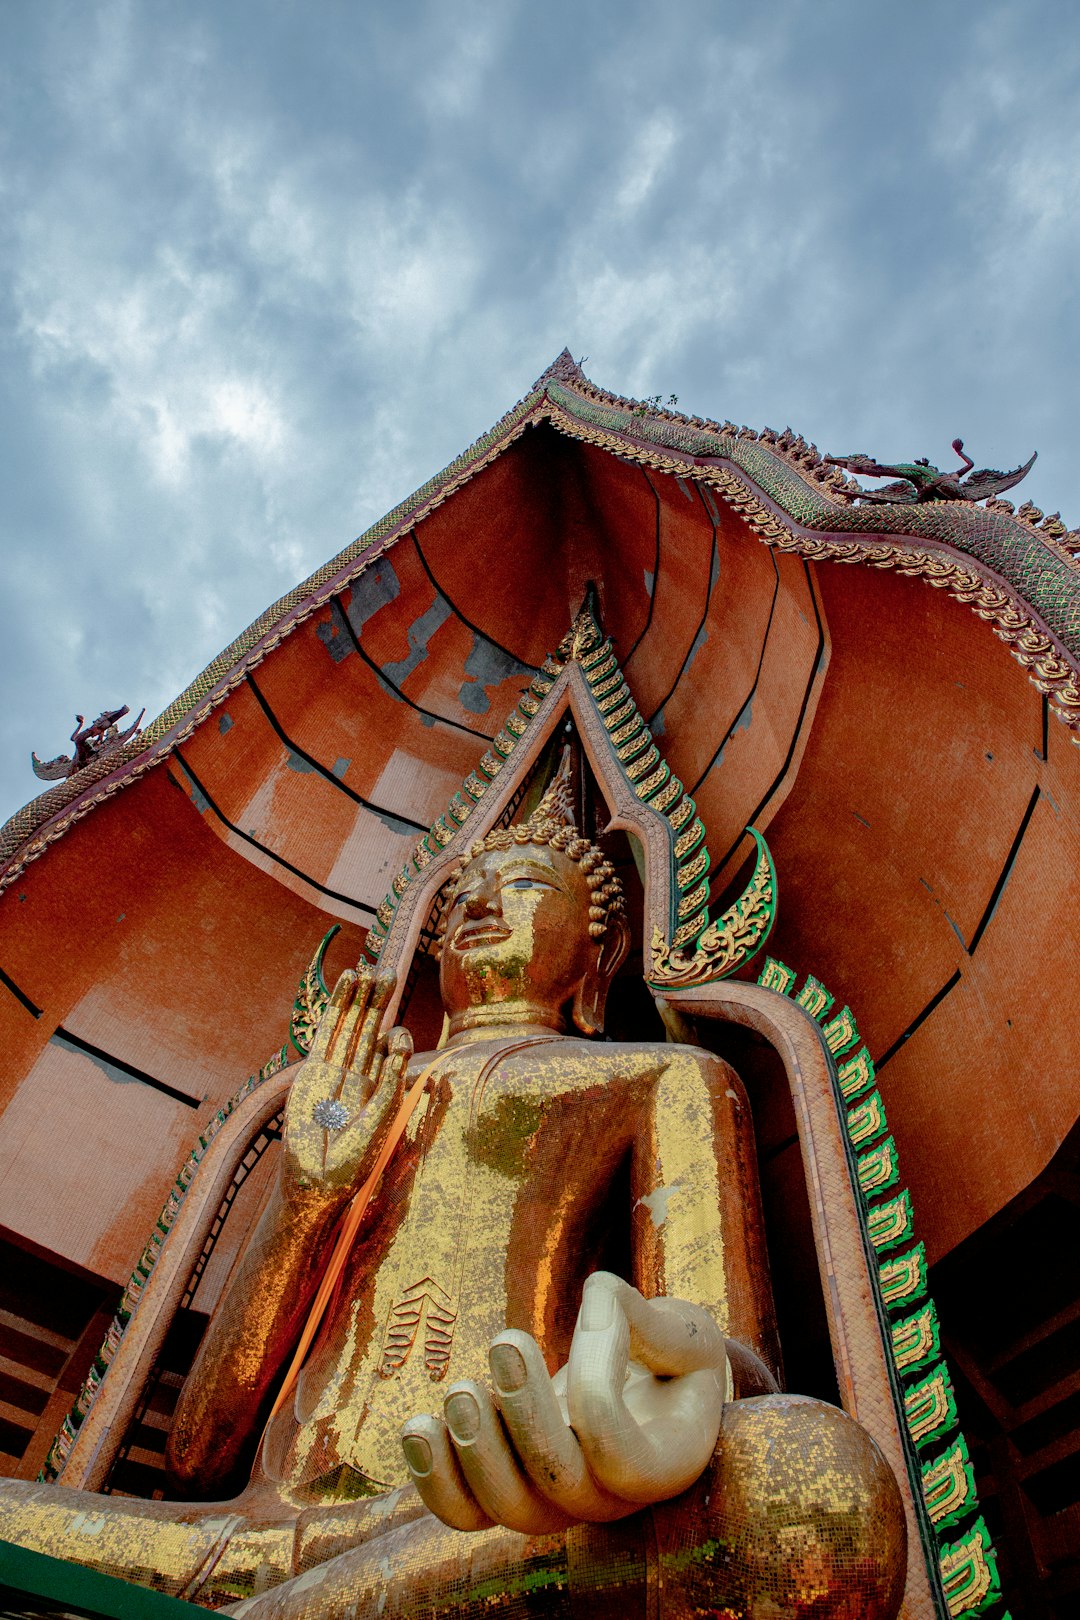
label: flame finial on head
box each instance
[447,745,625,943]
[525,746,576,833]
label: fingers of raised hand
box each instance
[352,1025,413,1129]
[566,1273,726,1504]
[488,1331,628,1522]
[376,1025,413,1097]
[339,971,396,1111]
[400,1414,492,1532]
[307,970,359,1065]
[439,1380,569,1535]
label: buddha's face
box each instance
[439,840,622,1034]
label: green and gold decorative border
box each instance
[757,956,1011,1620]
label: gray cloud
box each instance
[2,0,1077,824]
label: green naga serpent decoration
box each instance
[825,438,1036,506]
[648,827,776,989]
[290,925,341,1055]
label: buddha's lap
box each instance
[1,1395,905,1618]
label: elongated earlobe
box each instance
[572,978,603,1037]
[571,916,630,1036]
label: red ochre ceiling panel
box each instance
[0,769,366,1113]
[329,538,521,742]
[353,541,440,668]
[761,793,963,1062]
[555,440,656,658]
[396,585,534,738]
[694,553,826,878]
[0,991,50,1120]
[181,678,283,806]
[315,800,422,908]
[176,676,421,913]
[174,741,416,916]
[245,609,483,824]
[0,1040,201,1285]
[756,559,1078,1255]
[646,511,781,793]
[621,472,717,719]
[876,789,1080,1261]
[0,769,368,1271]
[232,757,414,902]
[405,430,663,678]
[405,429,574,668]
[783,561,1044,953]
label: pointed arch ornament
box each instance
[39,601,778,1492]
[357,597,777,1016]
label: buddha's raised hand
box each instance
[281,965,413,1208]
[401,1271,730,1533]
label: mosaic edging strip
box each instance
[757,956,1011,1620]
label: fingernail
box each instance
[580,1282,615,1331]
[444,1391,480,1442]
[401,1435,432,1476]
[489,1342,528,1394]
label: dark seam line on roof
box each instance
[52,1026,201,1109]
[708,559,825,889]
[410,532,541,675]
[967,784,1041,957]
[689,551,781,797]
[330,598,494,742]
[874,972,962,1075]
[1036,694,1049,762]
[0,965,42,1019]
[645,491,719,725]
[170,756,378,921]
[622,469,662,667]
[245,674,427,835]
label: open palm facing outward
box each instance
[282,965,413,1209]
[401,1271,731,1532]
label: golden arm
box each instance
[167,966,413,1496]
[629,1044,781,1381]
[166,1178,346,1494]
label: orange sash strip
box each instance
[266,1056,442,1424]
[264,1032,559,1438]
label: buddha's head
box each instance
[438,783,629,1039]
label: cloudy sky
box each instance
[2,0,1077,826]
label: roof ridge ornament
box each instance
[31,705,146,782]
[534,347,586,389]
[824,438,1037,506]
[558,582,605,663]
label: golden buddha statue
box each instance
[0,789,906,1617]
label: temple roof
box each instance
[3,349,1078,887]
